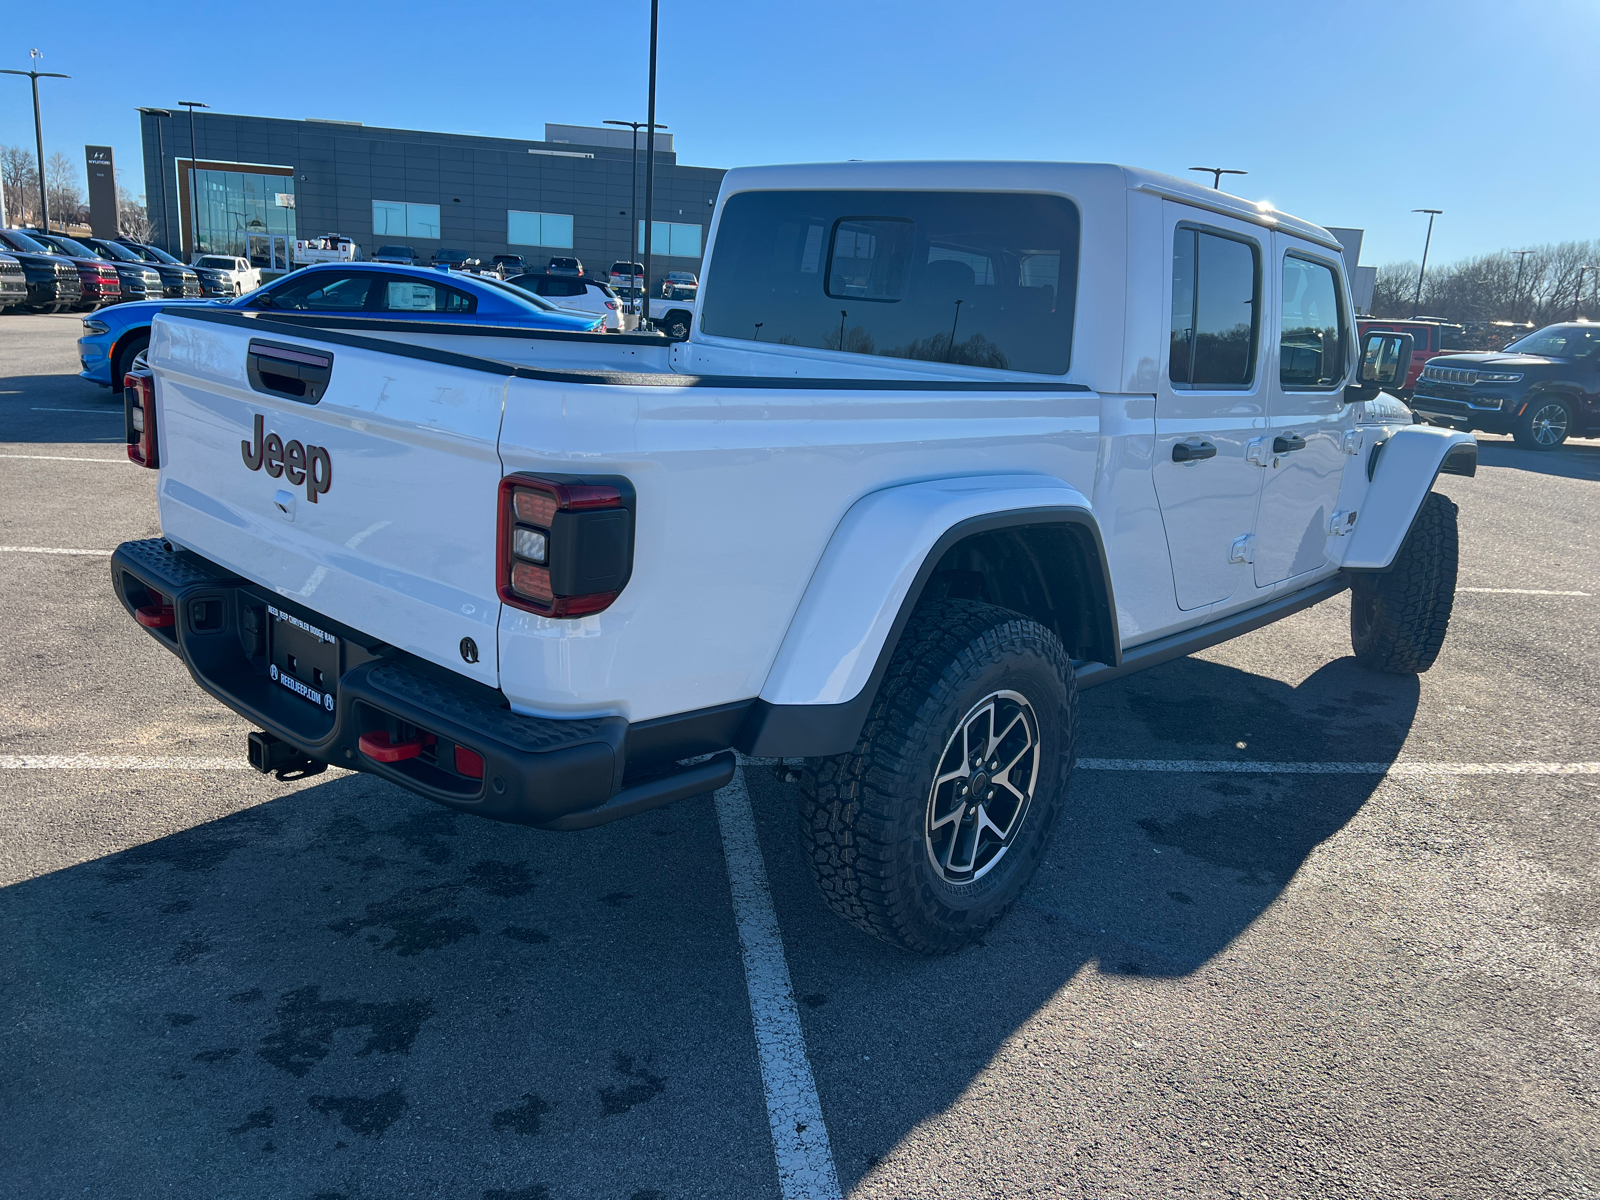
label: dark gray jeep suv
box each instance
[1411,323,1600,449]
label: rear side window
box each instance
[701,190,1081,374]
[378,279,476,313]
[1169,227,1260,388]
[1280,255,1348,389]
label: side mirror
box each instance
[1345,330,1413,404]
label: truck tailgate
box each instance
[149,311,507,686]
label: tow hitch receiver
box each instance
[248,730,328,780]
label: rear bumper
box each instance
[109,538,733,828]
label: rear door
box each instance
[1253,239,1354,588]
[150,309,508,686]
[1152,202,1268,610]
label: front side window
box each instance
[1280,255,1348,389]
[377,279,475,314]
[701,190,1080,374]
[1169,227,1260,387]
[268,272,376,311]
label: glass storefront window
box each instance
[190,168,296,259]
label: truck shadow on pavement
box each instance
[0,375,127,445]
[0,656,1417,1198]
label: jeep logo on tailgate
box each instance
[241,414,333,502]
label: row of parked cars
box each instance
[370,245,700,300]
[0,228,268,315]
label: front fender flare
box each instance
[1343,425,1475,571]
[736,475,1114,757]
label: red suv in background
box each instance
[1357,318,1467,397]
[11,230,121,310]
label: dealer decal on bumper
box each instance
[269,663,336,712]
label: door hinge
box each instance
[1328,510,1357,536]
[1343,430,1364,455]
[1229,534,1255,564]
[1246,437,1279,468]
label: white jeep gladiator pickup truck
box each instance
[112,162,1474,953]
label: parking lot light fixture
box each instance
[1189,166,1246,190]
[179,101,209,258]
[136,109,174,249]
[1411,208,1442,319]
[0,52,72,231]
[603,117,667,311]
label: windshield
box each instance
[139,244,181,265]
[1,230,51,253]
[1504,325,1600,358]
[197,256,234,268]
[40,235,93,257]
[473,275,561,312]
[88,239,143,262]
[378,246,411,256]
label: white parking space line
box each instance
[1458,587,1591,596]
[715,764,842,1200]
[0,453,125,463]
[1,754,249,770]
[1079,759,1600,775]
[0,546,114,556]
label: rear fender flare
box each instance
[738,475,1117,757]
[1343,425,1475,571]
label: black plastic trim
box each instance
[158,307,1093,392]
[736,506,1118,758]
[1075,574,1348,690]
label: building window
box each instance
[188,167,296,259]
[508,211,575,249]
[372,200,441,240]
[637,221,703,258]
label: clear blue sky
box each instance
[2,0,1594,266]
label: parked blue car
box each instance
[78,261,605,387]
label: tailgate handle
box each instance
[247,339,333,405]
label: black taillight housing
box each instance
[497,473,635,618]
[124,370,158,468]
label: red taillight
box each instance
[125,371,158,468]
[497,473,634,618]
[454,746,485,779]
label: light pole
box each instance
[1574,265,1596,322]
[1,51,71,231]
[1410,208,1442,319]
[1189,166,1246,190]
[641,0,660,328]
[1510,249,1533,323]
[603,117,667,314]
[179,100,209,259]
[137,108,174,249]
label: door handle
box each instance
[1272,433,1307,454]
[1171,440,1217,463]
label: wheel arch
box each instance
[109,323,151,380]
[736,476,1118,758]
[1343,424,1475,572]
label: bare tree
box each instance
[1370,239,1599,325]
[1368,262,1417,318]
[2,144,39,227]
[44,151,87,229]
[117,178,154,243]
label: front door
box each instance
[1152,202,1268,610]
[1254,239,1354,587]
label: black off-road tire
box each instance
[1349,490,1459,673]
[1512,395,1572,450]
[797,600,1076,954]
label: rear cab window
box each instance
[700,190,1081,374]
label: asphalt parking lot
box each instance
[2,310,1597,1200]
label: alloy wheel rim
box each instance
[1531,402,1568,446]
[925,689,1041,885]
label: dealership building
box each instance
[136,110,726,289]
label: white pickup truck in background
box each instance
[112,161,1472,953]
